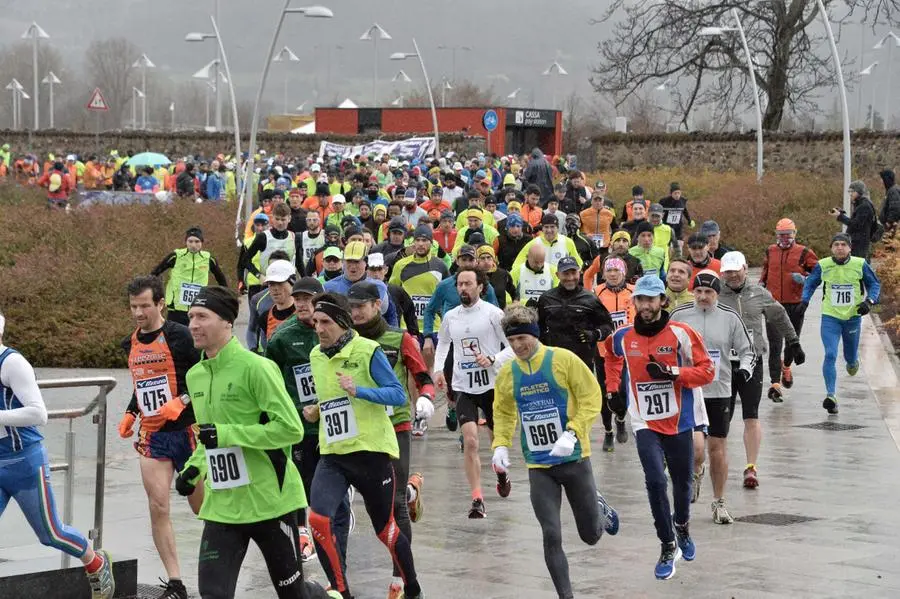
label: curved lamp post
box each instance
[360,23,392,107]
[391,39,439,158]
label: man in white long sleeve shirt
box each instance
[433,270,510,519]
[0,311,115,599]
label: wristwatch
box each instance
[180,394,192,406]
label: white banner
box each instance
[318,136,436,163]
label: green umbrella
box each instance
[126,152,171,167]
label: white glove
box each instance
[549,430,578,457]
[415,395,435,420]
[491,446,510,473]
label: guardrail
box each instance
[39,377,117,569]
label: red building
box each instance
[314,106,562,157]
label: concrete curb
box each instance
[862,312,900,453]
[871,312,900,378]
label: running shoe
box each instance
[823,395,839,415]
[445,406,458,431]
[412,417,427,437]
[711,498,734,524]
[846,361,860,376]
[88,550,115,599]
[158,578,187,599]
[691,463,705,504]
[298,526,317,563]
[458,434,464,452]
[767,383,783,403]
[743,464,759,489]
[674,523,696,561]
[602,431,615,453]
[387,582,404,599]
[596,491,619,535]
[615,416,628,444]
[654,542,682,580]
[495,469,512,498]
[781,365,794,388]
[468,498,486,519]
[408,472,424,523]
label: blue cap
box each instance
[507,214,524,227]
[404,188,417,200]
[475,169,487,180]
[253,213,270,223]
[632,275,666,298]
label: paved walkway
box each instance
[3,284,900,598]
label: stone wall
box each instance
[0,129,484,160]
[580,131,900,175]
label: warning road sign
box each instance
[86,88,109,111]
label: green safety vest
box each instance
[390,254,448,329]
[820,256,865,321]
[243,237,261,287]
[309,334,400,458]
[166,248,212,312]
[376,328,411,427]
[629,245,668,276]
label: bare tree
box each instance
[0,42,71,130]
[589,0,862,131]
[85,37,141,129]
[405,79,498,108]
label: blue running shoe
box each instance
[655,542,682,580]
[596,491,619,535]
[674,523,695,561]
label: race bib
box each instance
[591,234,605,247]
[460,361,491,392]
[708,349,722,382]
[830,284,854,307]
[610,310,628,329]
[136,375,171,417]
[206,447,250,490]
[636,381,678,421]
[665,210,682,226]
[412,295,430,319]
[321,397,359,444]
[292,364,317,404]
[180,283,202,306]
[522,408,563,453]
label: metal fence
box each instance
[40,377,116,569]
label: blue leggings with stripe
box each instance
[0,443,89,558]
[820,315,861,396]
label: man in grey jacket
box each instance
[718,251,806,490]
[523,147,554,202]
[671,270,755,525]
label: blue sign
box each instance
[482,109,499,132]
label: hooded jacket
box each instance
[880,169,900,226]
[523,148,554,201]
[837,181,876,258]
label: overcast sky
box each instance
[0,1,897,127]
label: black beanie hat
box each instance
[191,286,239,324]
[635,221,654,237]
[831,232,852,246]
[185,227,204,241]
[692,270,721,294]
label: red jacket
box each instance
[604,316,715,435]
[688,257,721,290]
[433,229,457,255]
[759,243,818,304]
[37,169,73,200]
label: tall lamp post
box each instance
[699,8,765,182]
[185,31,226,130]
[242,3,334,228]
[6,79,28,130]
[441,79,452,108]
[193,62,228,128]
[542,60,568,110]
[873,31,900,131]
[21,22,49,130]
[273,46,301,114]
[392,69,412,108]
[132,54,155,129]
[131,86,145,130]
[654,79,674,131]
[391,38,440,158]
[858,62,878,129]
[437,44,472,83]
[360,23,392,107]
[42,71,61,129]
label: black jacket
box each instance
[880,170,900,226]
[175,171,195,197]
[497,232,530,271]
[837,196,876,258]
[388,283,419,337]
[487,268,517,309]
[537,285,614,368]
[524,148,555,201]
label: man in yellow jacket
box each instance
[491,303,619,599]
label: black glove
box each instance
[790,342,806,365]
[198,424,218,449]
[857,299,873,316]
[736,368,752,384]
[175,466,200,497]
[646,356,678,381]
[578,329,600,344]
[606,391,625,413]
[796,301,809,318]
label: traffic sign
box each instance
[86,88,109,111]
[482,109,498,132]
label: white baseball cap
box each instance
[719,251,747,272]
[310,163,322,172]
[332,194,346,205]
[367,253,385,268]
[265,260,297,283]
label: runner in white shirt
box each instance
[433,269,510,518]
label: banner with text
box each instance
[318,136,436,162]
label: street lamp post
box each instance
[21,22,49,130]
[6,80,28,130]
[507,87,521,106]
[42,71,61,129]
[654,79,674,130]
[273,46,301,114]
[441,79,452,108]
[542,60,568,110]
[699,8,765,182]
[185,29,226,131]
[193,61,229,129]
[392,69,411,108]
[132,54,155,129]
[242,3,334,227]
[873,31,900,131]
[360,23,392,107]
[437,45,472,83]
[391,38,440,158]
[816,0,851,215]
[131,87,145,129]
[858,62,878,129]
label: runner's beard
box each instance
[639,306,661,323]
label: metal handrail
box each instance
[38,376,116,569]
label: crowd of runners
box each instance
[0,142,895,599]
